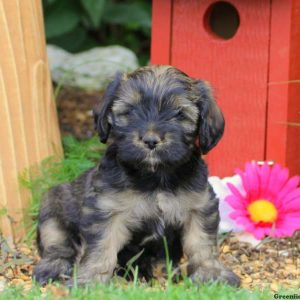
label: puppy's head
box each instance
[94,65,224,171]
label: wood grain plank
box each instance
[0,69,25,237]
[267,0,300,176]
[0,0,62,238]
[151,0,172,64]
[287,0,300,176]
[0,163,14,239]
[266,0,290,171]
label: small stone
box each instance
[75,112,86,121]
[279,250,290,257]
[243,276,253,283]
[222,245,230,253]
[253,261,261,267]
[285,264,296,271]
[242,265,253,274]
[0,278,7,292]
[47,45,139,91]
[287,274,297,280]
[271,282,279,292]
[19,246,32,255]
[11,278,24,285]
[229,236,239,244]
[251,273,260,279]
[5,269,14,279]
[285,258,293,264]
[240,254,248,263]
[23,283,33,291]
[19,274,31,281]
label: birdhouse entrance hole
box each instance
[204,1,240,40]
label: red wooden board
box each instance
[151,0,172,64]
[267,0,300,176]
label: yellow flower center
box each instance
[248,200,278,223]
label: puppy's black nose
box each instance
[142,135,160,149]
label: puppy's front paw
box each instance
[33,258,73,285]
[189,265,240,287]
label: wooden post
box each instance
[0,0,62,240]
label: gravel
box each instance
[1,233,300,291]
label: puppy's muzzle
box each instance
[142,132,161,150]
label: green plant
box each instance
[43,0,151,65]
[21,136,106,240]
[0,280,277,300]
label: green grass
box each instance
[20,135,106,240]
[0,280,274,300]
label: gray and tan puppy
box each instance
[33,65,240,286]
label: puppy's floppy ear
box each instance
[93,73,122,143]
[195,80,225,155]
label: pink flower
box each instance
[225,162,300,239]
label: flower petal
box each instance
[275,215,300,237]
[283,188,300,203]
[226,183,248,207]
[246,162,261,198]
[281,211,300,218]
[258,162,271,197]
[243,222,255,232]
[276,176,300,204]
[229,210,247,219]
[282,194,300,211]
[267,164,287,194]
[252,227,268,240]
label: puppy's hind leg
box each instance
[33,218,77,285]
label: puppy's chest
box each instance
[129,192,187,245]
[132,190,205,226]
[98,189,208,225]
[151,192,187,225]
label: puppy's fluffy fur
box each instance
[33,65,240,286]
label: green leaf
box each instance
[48,26,87,53]
[80,0,106,28]
[45,0,81,39]
[103,2,151,28]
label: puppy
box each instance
[33,65,240,286]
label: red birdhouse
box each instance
[151,0,300,177]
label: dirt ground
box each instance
[1,233,300,292]
[56,87,103,139]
